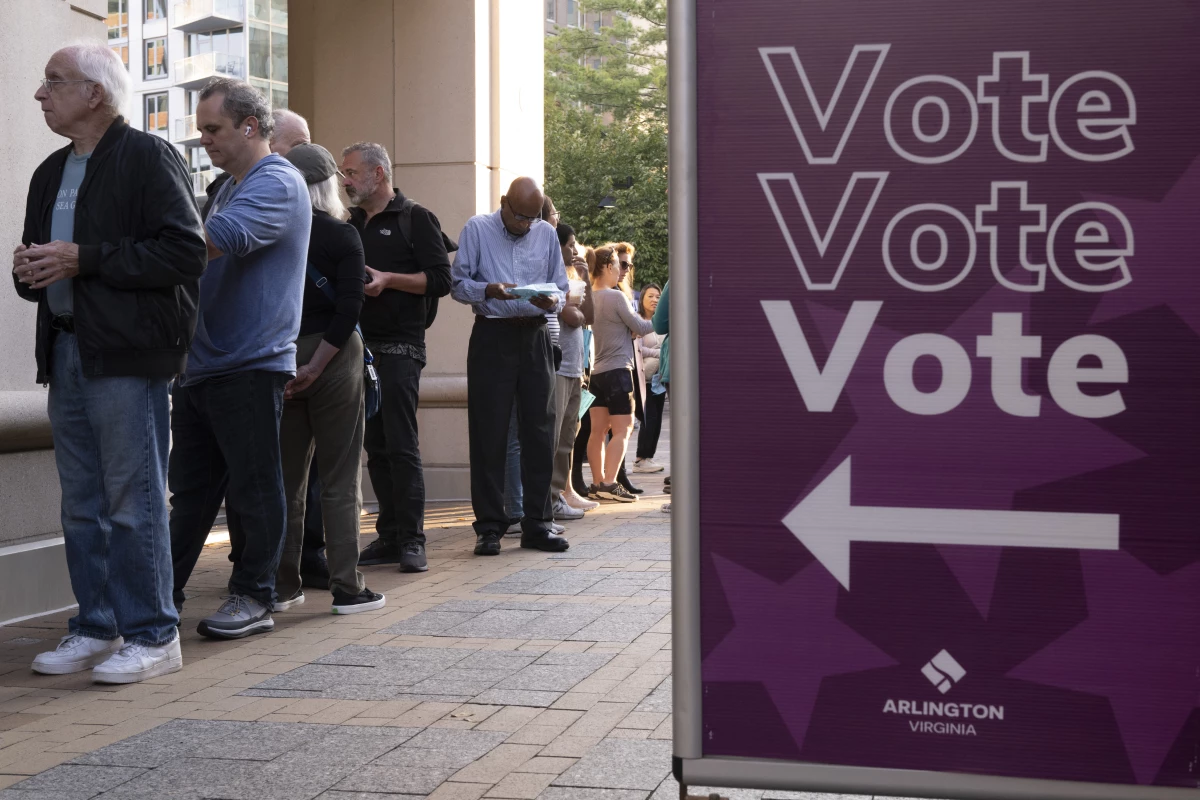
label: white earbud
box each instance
[245,125,252,136]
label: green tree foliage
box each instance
[545,0,668,287]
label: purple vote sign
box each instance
[670,1,1200,797]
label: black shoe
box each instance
[520,530,570,552]
[358,538,401,566]
[399,542,428,573]
[300,548,330,590]
[474,532,502,556]
[618,475,644,495]
[587,484,602,500]
[664,476,671,495]
[331,587,386,615]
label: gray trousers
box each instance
[551,374,583,496]
[277,333,366,598]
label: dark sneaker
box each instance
[300,548,330,590]
[272,590,306,612]
[399,542,428,573]
[597,482,638,503]
[358,538,401,566]
[587,484,602,500]
[521,530,570,552]
[474,532,502,556]
[664,476,671,495]
[331,588,386,615]
[197,595,274,639]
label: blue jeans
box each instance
[169,370,289,609]
[503,405,523,521]
[47,333,178,647]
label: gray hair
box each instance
[58,41,130,117]
[199,78,274,139]
[342,142,392,183]
[308,174,347,220]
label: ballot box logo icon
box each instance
[921,650,966,694]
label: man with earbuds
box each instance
[168,77,311,639]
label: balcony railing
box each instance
[192,170,217,197]
[173,51,245,90]
[173,0,244,33]
[174,114,201,146]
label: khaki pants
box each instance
[551,374,582,496]
[277,333,366,598]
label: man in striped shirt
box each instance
[450,178,571,556]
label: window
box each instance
[249,24,270,80]
[145,38,167,79]
[271,30,288,82]
[566,0,580,27]
[111,44,129,69]
[594,15,601,32]
[271,87,288,109]
[145,0,167,21]
[250,0,271,21]
[546,0,556,21]
[107,0,128,41]
[271,0,288,26]
[144,93,168,134]
[187,27,243,57]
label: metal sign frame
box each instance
[667,1,1196,798]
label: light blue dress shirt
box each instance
[450,210,568,318]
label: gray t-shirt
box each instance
[591,288,654,374]
[46,151,90,316]
[557,317,584,378]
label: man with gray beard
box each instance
[340,142,453,573]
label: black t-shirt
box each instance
[300,211,366,348]
[349,190,453,345]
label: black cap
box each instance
[284,143,337,185]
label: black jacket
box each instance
[14,118,207,384]
[349,190,452,345]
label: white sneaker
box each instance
[553,497,585,521]
[93,636,183,685]
[272,591,306,612]
[562,491,599,512]
[661,503,672,513]
[32,634,123,675]
[632,458,665,473]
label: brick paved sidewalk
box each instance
[0,422,904,800]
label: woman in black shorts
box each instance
[585,247,655,502]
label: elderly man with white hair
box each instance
[12,42,206,682]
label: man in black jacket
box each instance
[12,43,206,683]
[340,142,452,573]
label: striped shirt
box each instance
[450,210,569,318]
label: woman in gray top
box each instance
[585,247,655,502]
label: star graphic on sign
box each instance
[703,554,896,752]
[1089,155,1200,337]
[1007,551,1200,785]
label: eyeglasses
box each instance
[512,210,540,223]
[40,78,94,92]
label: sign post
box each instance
[670,1,1200,798]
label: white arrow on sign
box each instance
[783,457,1120,590]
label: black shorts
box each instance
[589,368,634,415]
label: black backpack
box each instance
[394,197,458,329]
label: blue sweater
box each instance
[184,154,310,383]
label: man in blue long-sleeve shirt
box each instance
[169,78,311,639]
[451,177,570,556]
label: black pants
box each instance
[636,384,666,459]
[364,352,426,546]
[227,458,324,563]
[169,371,289,610]
[467,317,556,537]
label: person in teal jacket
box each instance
[651,281,670,509]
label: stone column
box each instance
[289,0,545,501]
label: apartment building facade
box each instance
[105,0,289,198]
